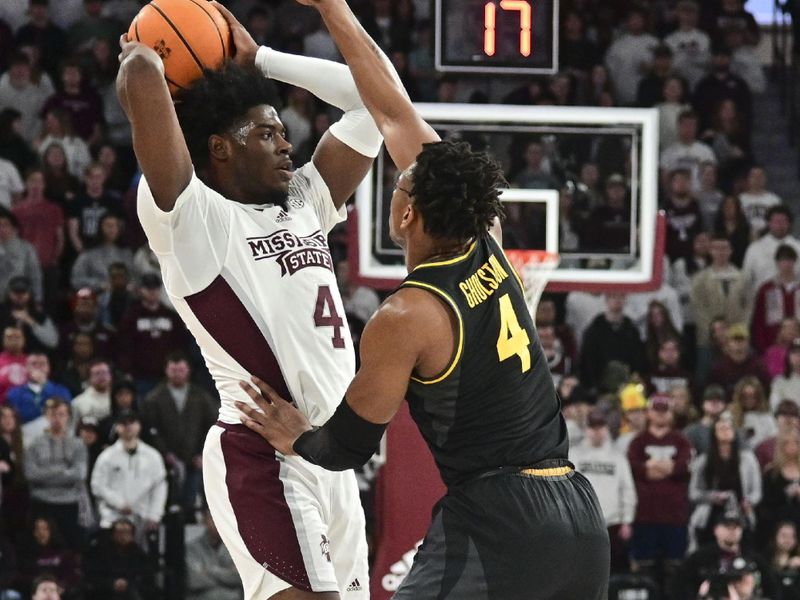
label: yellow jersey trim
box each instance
[402,281,464,385]
[412,240,478,271]
[521,466,573,478]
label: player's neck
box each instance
[408,237,474,271]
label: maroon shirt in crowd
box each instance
[628,429,692,525]
[116,302,189,380]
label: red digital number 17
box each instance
[484,1,532,58]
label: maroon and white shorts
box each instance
[203,422,369,599]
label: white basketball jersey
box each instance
[137,162,354,425]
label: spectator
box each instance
[604,7,659,106]
[117,273,188,394]
[671,384,700,442]
[279,87,313,155]
[0,209,43,306]
[647,337,694,396]
[97,380,136,443]
[97,262,135,332]
[688,413,762,547]
[40,143,78,207]
[715,195,752,268]
[83,518,158,600]
[693,45,752,133]
[691,234,749,352]
[31,575,61,600]
[91,410,167,532]
[697,162,725,229]
[560,383,591,445]
[0,157,23,211]
[671,511,777,600]
[57,288,114,361]
[637,45,675,108]
[751,245,800,353]
[726,27,766,95]
[0,53,49,145]
[185,509,242,600]
[671,230,710,330]
[0,326,26,403]
[13,0,67,81]
[664,0,711,90]
[559,10,600,75]
[34,110,91,181]
[641,299,683,366]
[702,98,751,183]
[664,168,704,264]
[7,354,71,425]
[70,214,133,293]
[739,166,782,238]
[0,276,58,354]
[58,332,94,398]
[41,61,103,143]
[581,293,646,390]
[755,400,800,470]
[141,354,216,520]
[730,376,777,450]
[628,394,693,581]
[537,324,573,387]
[758,430,800,553]
[685,384,729,455]
[16,519,77,597]
[660,111,717,191]
[512,140,560,190]
[570,410,637,574]
[0,109,37,179]
[772,339,800,410]
[764,318,800,378]
[335,259,380,325]
[583,174,631,252]
[708,0,760,47]
[12,169,64,310]
[0,406,26,539]
[708,324,771,397]
[657,77,692,151]
[0,530,18,600]
[70,359,111,427]
[66,163,122,253]
[24,398,86,549]
[768,521,800,599]
[616,383,649,455]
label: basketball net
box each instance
[504,250,561,317]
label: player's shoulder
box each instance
[286,161,329,207]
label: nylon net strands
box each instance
[504,250,560,317]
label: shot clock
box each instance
[435,0,559,75]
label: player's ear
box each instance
[400,203,417,232]
[208,134,232,162]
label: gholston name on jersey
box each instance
[247,229,334,276]
[458,254,510,308]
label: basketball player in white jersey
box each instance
[116,8,385,599]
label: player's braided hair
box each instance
[409,141,506,241]
[175,61,282,170]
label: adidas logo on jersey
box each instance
[276,210,291,223]
[347,578,362,591]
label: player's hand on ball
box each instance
[210,1,258,66]
[237,377,313,455]
[118,34,164,74]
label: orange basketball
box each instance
[128,0,232,96]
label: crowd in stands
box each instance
[0,0,792,598]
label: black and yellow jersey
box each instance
[400,234,568,487]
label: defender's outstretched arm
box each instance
[306,0,440,171]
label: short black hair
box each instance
[409,141,506,241]
[776,244,798,262]
[175,61,282,171]
[767,204,794,223]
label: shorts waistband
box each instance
[455,458,574,487]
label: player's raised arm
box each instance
[211,2,383,208]
[304,0,440,171]
[116,35,192,212]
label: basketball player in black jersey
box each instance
[233,0,610,597]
